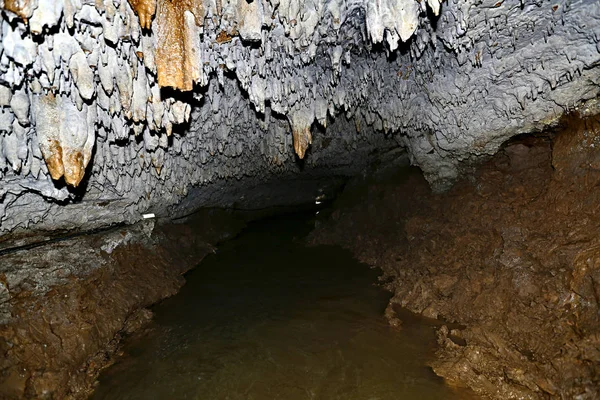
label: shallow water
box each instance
[91,212,475,400]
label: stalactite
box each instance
[0,0,597,233]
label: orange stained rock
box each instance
[37,95,91,188]
[43,139,65,181]
[154,0,205,91]
[63,151,86,187]
[292,126,312,159]
[128,0,157,30]
[216,30,234,44]
[42,137,87,187]
[3,0,32,19]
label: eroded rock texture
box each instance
[311,110,600,399]
[0,0,598,234]
[0,210,245,399]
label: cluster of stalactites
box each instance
[125,0,441,90]
[0,0,435,187]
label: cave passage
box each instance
[90,211,475,400]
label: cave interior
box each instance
[1,0,600,399]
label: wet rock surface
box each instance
[311,113,600,399]
[1,0,599,396]
[0,209,245,399]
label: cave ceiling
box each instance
[0,0,599,233]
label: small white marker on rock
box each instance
[142,213,155,219]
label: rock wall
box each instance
[0,209,246,399]
[310,111,600,399]
[0,0,599,234]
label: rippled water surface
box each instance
[92,212,475,400]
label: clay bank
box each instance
[0,0,599,398]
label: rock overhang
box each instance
[0,0,598,233]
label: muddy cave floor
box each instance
[2,114,600,399]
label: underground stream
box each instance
[90,210,477,400]
[2,0,600,398]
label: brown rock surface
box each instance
[2,0,32,20]
[127,0,156,30]
[292,125,312,159]
[154,0,204,91]
[311,114,600,399]
[0,210,245,399]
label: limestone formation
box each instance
[0,2,599,399]
[128,0,156,30]
[0,0,598,234]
